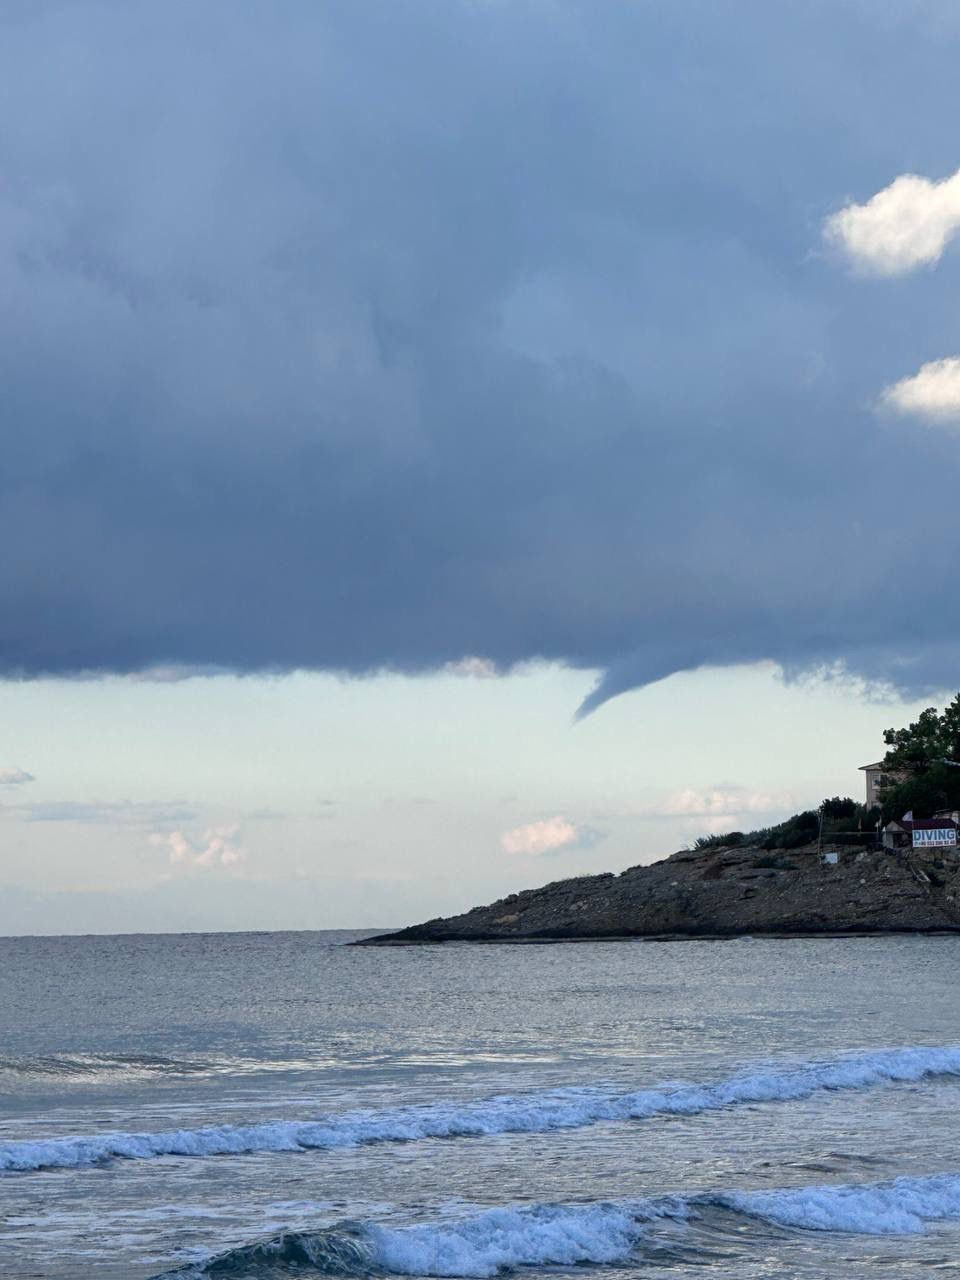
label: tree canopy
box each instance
[879,695,960,821]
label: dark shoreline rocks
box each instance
[357,842,960,944]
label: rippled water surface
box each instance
[2,931,959,1278]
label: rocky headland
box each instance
[360,842,960,943]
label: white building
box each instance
[858,761,884,810]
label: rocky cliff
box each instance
[360,842,960,943]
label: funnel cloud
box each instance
[3,3,960,712]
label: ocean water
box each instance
[2,933,960,1278]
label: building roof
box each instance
[886,817,959,833]
[859,762,885,771]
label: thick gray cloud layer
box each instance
[4,1,960,711]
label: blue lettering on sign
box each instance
[913,828,957,848]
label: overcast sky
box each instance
[3,1,960,934]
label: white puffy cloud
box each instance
[825,168,960,275]
[698,814,741,834]
[501,816,579,856]
[443,656,499,678]
[124,664,230,683]
[150,825,245,869]
[642,788,790,819]
[0,766,34,785]
[880,356,960,426]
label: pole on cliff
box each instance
[817,802,824,862]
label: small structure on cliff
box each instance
[883,816,958,851]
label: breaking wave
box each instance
[151,1200,682,1279]
[717,1173,960,1235]
[153,1175,960,1278]
[5,1043,960,1172]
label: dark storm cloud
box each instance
[4,1,960,711]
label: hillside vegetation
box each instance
[693,796,878,854]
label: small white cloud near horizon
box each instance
[150,825,245,869]
[501,816,579,856]
[3,799,196,825]
[698,814,740,834]
[825,168,960,275]
[0,767,34,786]
[444,655,499,678]
[644,787,791,819]
[879,356,960,426]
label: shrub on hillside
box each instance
[693,831,745,851]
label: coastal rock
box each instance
[360,844,960,943]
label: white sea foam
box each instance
[717,1173,960,1235]
[367,1201,668,1277]
[154,1175,960,1278]
[6,1043,960,1172]
[367,1177,960,1267]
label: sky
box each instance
[3,1,960,934]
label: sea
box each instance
[2,931,960,1279]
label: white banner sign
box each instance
[912,828,958,849]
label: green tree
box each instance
[820,796,859,822]
[878,695,960,821]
